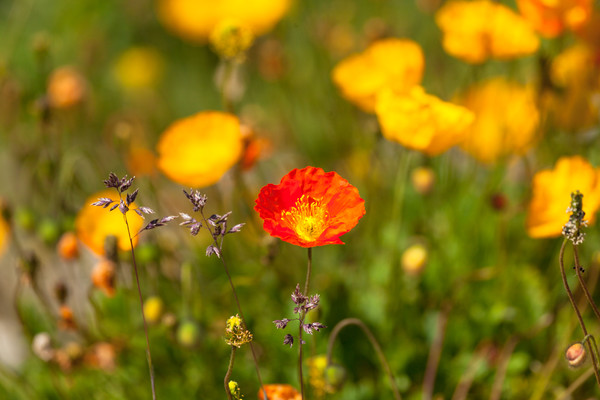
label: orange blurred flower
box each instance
[0,210,9,257]
[331,38,424,112]
[257,384,301,400]
[527,156,600,238]
[458,78,540,163]
[517,0,591,38]
[255,167,365,248]
[435,0,539,64]
[157,111,243,188]
[75,190,143,256]
[57,232,79,260]
[47,66,87,108]
[156,0,291,43]
[375,86,474,156]
[127,146,157,177]
[92,259,117,297]
[59,305,77,330]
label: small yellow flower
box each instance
[401,243,428,275]
[527,156,600,238]
[156,0,291,43]
[113,47,164,90]
[332,38,424,112]
[75,190,144,256]
[436,0,539,64]
[226,315,242,330]
[375,86,474,156]
[156,111,243,188]
[209,20,254,60]
[224,314,252,348]
[411,167,436,195]
[143,296,164,324]
[458,78,540,163]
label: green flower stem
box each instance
[423,304,451,400]
[558,238,600,388]
[123,214,157,400]
[224,347,237,400]
[199,211,269,400]
[573,245,600,321]
[298,247,313,400]
[326,318,401,400]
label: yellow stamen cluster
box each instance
[225,314,253,348]
[281,195,329,243]
[209,20,254,61]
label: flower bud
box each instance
[47,66,87,109]
[57,232,79,260]
[143,296,164,324]
[177,320,201,348]
[411,167,435,195]
[401,243,428,275]
[565,342,586,368]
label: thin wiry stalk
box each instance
[123,214,157,400]
[326,318,401,400]
[558,238,600,388]
[198,211,269,400]
[297,247,313,400]
[573,245,600,321]
[224,347,236,400]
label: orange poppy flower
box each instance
[526,156,600,238]
[516,0,591,38]
[75,190,144,256]
[157,111,243,188]
[257,384,301,400]
[255,167,365,248]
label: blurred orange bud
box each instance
[47,66,86,109]
[57,232,79,260]
[91,259,116,297]
[411,167,435,195]
[127,146,157,177]
[59,305,77,330]
[257,384,301,400]
[565,342,587,368]
[84,342,117,371]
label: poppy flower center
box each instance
[281,195,329,243]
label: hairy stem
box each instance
[200,211,268,400]
[298,247,312,400]
[224,347,237,400]
[573,246,600,321]
[558,238,600,387]
[124,214,157,400]
[326,318,401,400]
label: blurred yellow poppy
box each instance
[331,38,424,112]
[156,0,291,43]
[458,78,540,163]
[113,47,164,90]
[527,156,600,238]
[375,86,474,156]
[517,0,591,38]
[157,111,243,188]
[435,0,539,64]
[76,190,143,256]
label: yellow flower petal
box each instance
[332,38,424,112]
[458,78,540,163]
[375,86,474,156]
[436,0,539,63]
[157,0,291,42]
[157,111,243,188]
[527,156,600,238]
[76,190,144,256]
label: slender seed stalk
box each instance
[326,318,401,400]
[573,246,600,321]
[198,211,269,400]
[423,304,451,400]
[298,247,313,400]
[224,347,237,400]
[558,238,600,387]
[123,214,157,400]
